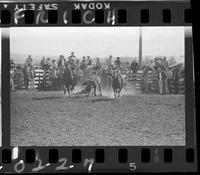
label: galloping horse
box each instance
[57,65,65,90]
[110,69,124,99]
[63,65,77,97]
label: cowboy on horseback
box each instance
[111,67,124,99]
[63,62,77,97]
[68,52,77,68]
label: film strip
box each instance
[0,0,197,173]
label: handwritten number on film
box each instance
[32,159,48,173]
[56,158,73,170]
[2,158,136,172]
[130,162,137,171]
[14,160,25,173]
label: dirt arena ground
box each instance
[11,89,185,146]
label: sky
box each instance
[10,27,184,60]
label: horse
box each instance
[24,66,35,91]
[63,66,77,97]
[110,69,124,99]
[57,65,65,90]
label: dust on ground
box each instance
[10,90,185,146]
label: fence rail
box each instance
[126,70,184,94]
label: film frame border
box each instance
[0,1,192,26]
[0,0,197,173]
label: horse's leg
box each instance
[98,83,102,96]
[117,90,120,98]
[25,78,29,91]
[63,84,66,94]
[86,90,90,97]
[27,80,30,90]
[113,89,116,99]
[93,85,97,96]
[117,88,121,97]
[68,87,71,97]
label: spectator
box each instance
[154,57,162,71]
[131,60,139,73]
[49,61,58,90]
[87,56,92,66]
[173,68,179,94]
[15,65,24,90]
[40,57,51,70]
[106,55,112,74]
[162,68,167,94]
[114,57,121,70]
[149,60,154,71]
[125,62,130,73]
[143,66,151,93]
[25,55,33,68]
[80,56,87,70]
[76,59,80,68]
[166,68,173,94]
[46,58,51,69]
[95,57,101,70]
[107,55,112,66]
[40,57,46,68]
[157,67,167,95]
[162,57,169,68]
[52,59,57,68]
[158,67,163,94]
[10,59,15,70]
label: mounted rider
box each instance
[114,57,121,71]
[68,52,77,70]
[66,52,78,81]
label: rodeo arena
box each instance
[10,27,185,146]
[10,52,185,146]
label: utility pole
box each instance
[139,27,142,69]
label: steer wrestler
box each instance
[75,80,96,96]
